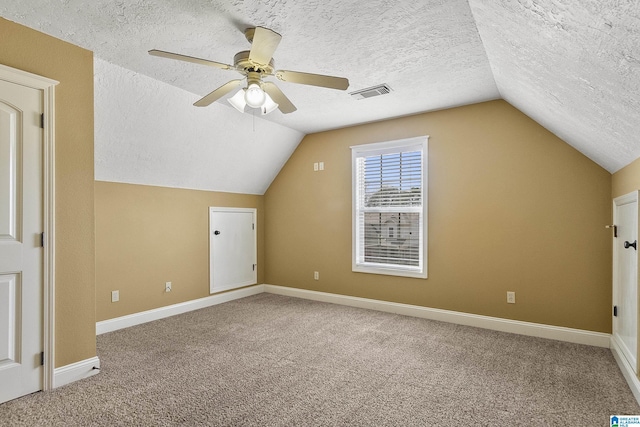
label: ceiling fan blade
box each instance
[262,82,297,114]
[149,49,233,70]
[248,27,282,66]
[194,79,243,107]
[275,70,349,90]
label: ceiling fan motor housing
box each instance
[246,71,263,87]
[233,51,274,75]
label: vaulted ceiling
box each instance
[2,0,639,174]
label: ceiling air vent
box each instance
[349,84,392,100]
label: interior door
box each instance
[0,78,44,403]
[613,191,639,373]
[210,207,257,294]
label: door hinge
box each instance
[40,351,45,366]
[252,223,255,230]
[40,113,44,129]
[614,305,618,317]
[40,232,45,247]
[606,224,618,238]
[253,264,256,271]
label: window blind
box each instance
[352,138,426,275]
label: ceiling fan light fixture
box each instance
[244,83,266,108]
[261,93,279,115]
[229,86,278,115]
[228,89,247,112]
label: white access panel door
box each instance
[0,78,44,403]
[613,191,639,374]
[210,207,257,294]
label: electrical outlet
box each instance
[313,162,319,171]
[314,271,319,280]
[165,281,172,293]
[507,291,516,304]
[319,161,324,171]
[111,290,119,303]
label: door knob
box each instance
[214,230,221,235]
[624,240,637,250]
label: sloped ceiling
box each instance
[468,0,640,173]
[94,58,304,195]
[1,0,639,174]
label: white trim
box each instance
[42,74,57,392]
[351,136,429,279]
[263,285,611,348]
[350,136,427,153]
[0,63,58,88]
[96,283,611,347]
[0,63,58,391]
[96,284,264,334]
[53,356,100,389]
[612,191,640,374]
[611,335,640,405]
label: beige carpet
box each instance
[1,293,638,426]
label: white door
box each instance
[210,207,257,294]
[613,191,639,373]
[0,79,44,402]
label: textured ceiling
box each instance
[0,0,498,133]
[1,0,639,172]
[468,0,640,173]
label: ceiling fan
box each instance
[149,26,349,115]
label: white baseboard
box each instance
[54,356,100,389]
[263,285,611,348]
[611,336,640,404]
[96,284,265,335]
[96,282,610,346]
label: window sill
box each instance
[352,264,427,279]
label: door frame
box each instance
[612,190,639,374]
[0,63,58,391]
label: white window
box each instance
[351,136,428,278]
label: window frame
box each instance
[351,136,428,279]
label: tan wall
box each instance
[95,181,264,321]
[0,18,95,367]
[265,100,613,333]
[613,156,640,198]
